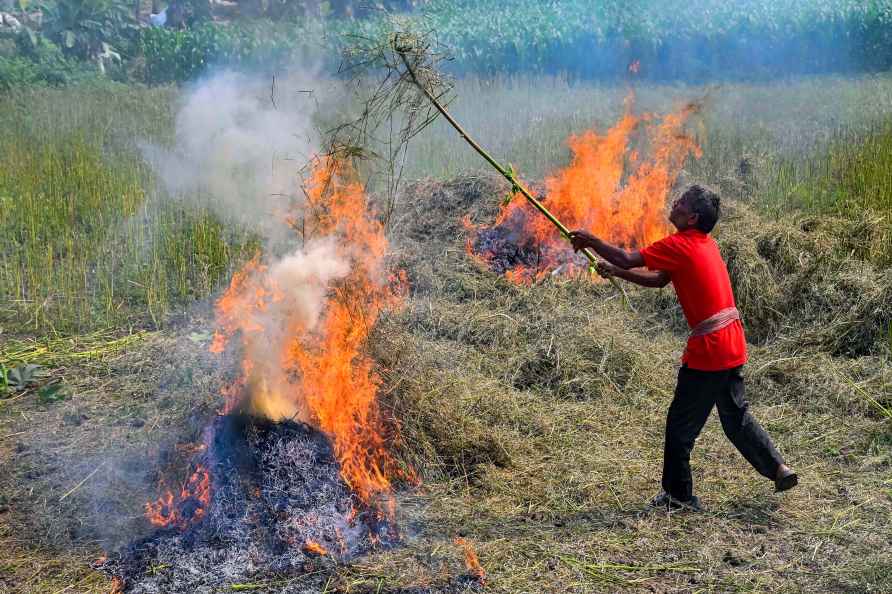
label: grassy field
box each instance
[396,74,892,212]
[0,85,260,334]
[2,74,892,334]
[1,73,890,592]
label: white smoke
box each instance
[146,69,352,273]
[139,70,364,419]
[267,238,352,331]
[141,70,330,246]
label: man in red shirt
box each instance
[570,185,797,511]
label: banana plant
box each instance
[38,0,136,60]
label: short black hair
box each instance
[682,184,721,233]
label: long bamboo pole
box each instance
[397,49,624,295]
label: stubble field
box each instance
[1,73,890,593]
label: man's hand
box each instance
[568,230,597,253]
[568,230,645,270]
[596,261,616,279]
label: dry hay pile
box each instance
[712,202,891,430]
[383,176,891,447]
[718,202,891,357]
[363,173,892,591]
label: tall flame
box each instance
[210,155,407,513]
[467,95,702,282]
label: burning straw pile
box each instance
[98,156,415,592]
[96,27,497,592]
[463,98,702,282]
[104,415,382,593]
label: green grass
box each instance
[2,73,891,333]
[0,85,259,334]
[808,122,892,215]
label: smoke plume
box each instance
[141,69,357,329]
[142,70,325,245]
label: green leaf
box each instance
[37,382,67,404]
[188,331,212,344]
[7,364,43,391]
[22,26,38,50]
[0,364,9,398]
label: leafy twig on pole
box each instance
[388,31,626,297]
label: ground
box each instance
[1,170,890,593]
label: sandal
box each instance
[775,466,798,492]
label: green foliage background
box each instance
[133,0,892,83]
[3,0,892,86]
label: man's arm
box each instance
[569,231,644,270]
[597,262,670,288]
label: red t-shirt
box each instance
[640,228,747,371]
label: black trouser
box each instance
[662,365,785,501]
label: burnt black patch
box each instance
[472,226,543,275]
[471,224,584,280]
[102,414,397,593]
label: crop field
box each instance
[130,0,892,84]
[1,29,891,594]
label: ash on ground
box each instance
[102,414,396,593]
[472,226,542,274]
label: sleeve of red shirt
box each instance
[640,234,683,272]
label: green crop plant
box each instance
[130,0,892,84]
[0,85,260,334]
[4,0,892,86]
[38,0,138,60]
[138,20,325,84]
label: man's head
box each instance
[669,184,721,233]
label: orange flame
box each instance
[144,465,211,529]
[455,537,485,583]
[303,540,328,556]
[629,59,641,74]
[468,94,701,283]
[110,576,124,594]
[210,155,409,515]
